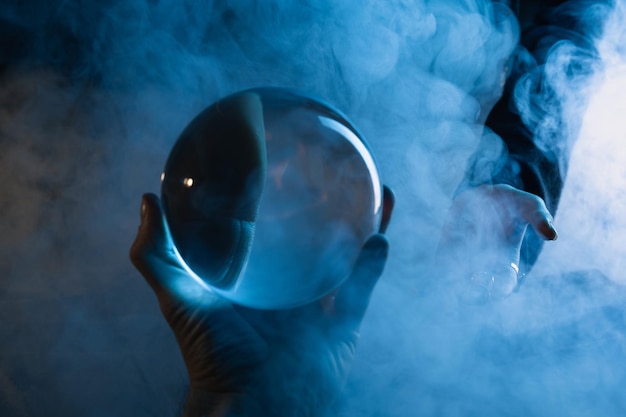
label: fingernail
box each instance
[547,218,558,240]
[141,201,147,219]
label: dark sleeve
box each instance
[467,0,613,271]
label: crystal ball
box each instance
[161,88,382,309]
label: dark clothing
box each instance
[474,0,614,272]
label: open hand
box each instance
[437,184,557,303]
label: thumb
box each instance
[130,193,170,258]
[334,234,389,326]
[129,193,207,304]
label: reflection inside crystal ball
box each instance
[161,88,382,309]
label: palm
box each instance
[158,281,359,411]
[130,192,392,416]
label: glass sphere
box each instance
[161,88,382,309]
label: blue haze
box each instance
[1,1,626,416]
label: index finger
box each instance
[513,191,558,241]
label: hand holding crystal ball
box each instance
[161,88,383,309]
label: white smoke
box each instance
[535,1,626,283]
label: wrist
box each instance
[183,384,333,417]
[183,388,262,417]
